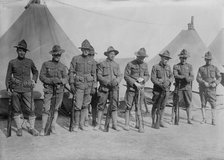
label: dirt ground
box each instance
[0,105,224,160]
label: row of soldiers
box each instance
[5,39,221,136]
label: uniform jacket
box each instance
[97,58,122,92]
[173,62,194,91]
[39,60,68,93]
[151,61,173,92]
[196,64,221,90]
[69,55,96,90]
[5,57,38,93]
[124,59,149,91]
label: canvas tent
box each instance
[0,3,80,116]
[209,28,224,66]
[147,17,224,108]
[0,3,80,99]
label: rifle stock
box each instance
[7,88,12,138]
[104,88,113,132]
[69,93,74,132]
[45,85,57,136]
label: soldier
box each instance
[96,46,122,131]
[123,48,149,133]
[5,39,39,136]
[151,50,173,129]
[39,45,68,136]
[69,40,96,131]
[88,45,98,127]
[173,49,194,124]
[196,51,221,125]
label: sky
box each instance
[0,0,223,59]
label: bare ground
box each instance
[0,106,224,160]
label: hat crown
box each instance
[204,51,212,59]
[52,45,61,52]
[136,48,147,57]
[107,46,115,52]
[160,50,170,57]
[18,39,27,49]
[179,49,190,57]
[81,39,91,49]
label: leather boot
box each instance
[160,109,167,128]
[28,116,39,136]
[73,111,80,132]
[14,115,22,136]
[201,108,206,124]
[112,111,120,131]
[123,111,130,131]
[80,108,88,131]
[51,111,58,134]
[187,108,193,124]
[40,113,48,136]
[211,109,216,126]
[95,110,103,131]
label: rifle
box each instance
[135,88,144,131]
[173,82,180,125]
[155,89,166,129]
[45,85,57,136]
[104,87,113,132]
[64,85,75,132]
[6,87,12,137]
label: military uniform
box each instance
[196,51,221,125]
[151,50,173,129]
[173,49,194,124]
[97,46,122,131]
[5,40,39,136]
[124,48,149,132]
[39,45,68,135]
[69,40,96,131]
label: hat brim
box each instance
[79,47,91,50]
[14,46,30,52]
[203,57,212,60]
[49,49,65,55]
[135,52,148,57]
[104,50,119,56]
[159,54,172,59]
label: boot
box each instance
[160,109,167,128]
[151,105,156,128]
[187,108,193,124]
[72,111,80,132]
[14,115,22,136]
[123,111,130,131]
[112,111,120,131]
[201,108,206,124]
[40,113,48,136]
[28,116,39,136]
[211,109,216,126]
[51,111,58,134]
[80,108,88,131]
[94,110,103,131]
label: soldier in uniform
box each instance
[196,51,221,125]
[5,40,39,136]
[88,45,98,127]
[151,50,173,129]
[173,49,194,124]
[39,45,68,136]
[123,48,149,133]
[96,46,122,131]
[69,40,96,131]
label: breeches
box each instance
[178,90,192,108]
[152,91,169,111]
[74,88,91,111]
[97,89,118,111]
[42,92,64,115]
[199,89,216,109]
[124,89,144,111]
[12,92,35,117]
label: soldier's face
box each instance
[107,52,115,61]
[205,58,211,65]
[136,56,145,62]
[52,54,61,62]
[82,49,90,57]
[180,57,187,64]
[17,48,26,59]
[161,56,169,65]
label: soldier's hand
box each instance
[134,82,143,89]
[210,82,216,88]
[204,81,210,87]
[111,79,118,87]
[137,77,144,84]
[91,88,96,95]
[70,84,76,94]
